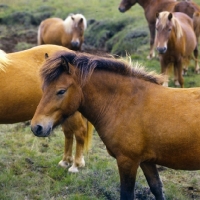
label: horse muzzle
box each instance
[71,41,80,48]
[118,7,126,13]
[31,124,52,137]
[156,47,167,54]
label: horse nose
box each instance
[31,124,44,137]
[118,7,126,13]
[156,47,167,54]
[71,41,79,48]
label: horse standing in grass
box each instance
[31,50,200,199]
[155,11,197,87]
[118,0,200,61]
[0,45,93,173]
[37,14,87,51]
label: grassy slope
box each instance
[1,0,200,199]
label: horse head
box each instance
[31,52,82,137]
[155,12,174,54]
[118,0,136,13]
[70,14,87,50]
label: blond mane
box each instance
[63,13,87,34]
[158,11,183,39]
[0,50,9,72]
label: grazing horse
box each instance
[118,0,200,60]
[31,50,200,199]
[0,45,93,173]
[37,14,87,51]
[155,11,198,87]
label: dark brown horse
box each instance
[155,11,198,87]
[0,45,93,173]
[118,0,200,61]
[31,50,200,199]
[38,14,87,51]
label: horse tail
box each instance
[0,50,9,72]
[193,11,200,40]
[84,120,93,152]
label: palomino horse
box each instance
[31,50,200,199]
[155,11,198,87]
[0,45,93,173]
[118,0,200,61]
[37,14,87,50]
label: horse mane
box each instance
[41,51,166,87]
[157,11,183,39]
[0,50,9,72]
[63,13,87,33]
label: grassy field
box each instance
[1,0,200,199]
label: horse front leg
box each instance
[175,60,184,88]
[69,112,87,173]
[59,118,74,169]
[194,46,200,74]
[117,156,139,200]
[160,59,169,87]
[140,162,165,200]
[147,23,156,59]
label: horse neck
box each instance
[137,0,152,9]
[78,70,151,135]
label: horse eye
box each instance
[168,28,171,32]
[57,90,66,95]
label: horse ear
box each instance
[45,53,49,59]
[71,16,74,21]
[156,12,159,19]
[61,56,71,74]
[79,18,83,24]
[168,13,173,21]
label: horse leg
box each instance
[140,163,165,200]
[147,23,156,59]
[175,61,184,88]
[59,119,74,169]
[117,157,139,200]
[68,113,87,173]
[173,67,180,87]
[160,61,168,87]
[194,46,200,74]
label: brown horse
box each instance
[37,14,87,51]
[0,45,93,173]
[155,11,198,87]
[118,0,200,60]
[31,50,200,199]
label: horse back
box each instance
[38,18,69,46]
[174,1,200,18]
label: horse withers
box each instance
[0,45,93,173]
[37,14,87,51]
[31,50,200,199]
[155,11,198,87]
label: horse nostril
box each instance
[157,47,167,54]
[118,7,125,13]
[71,41,79,47]
[31,125,43,136]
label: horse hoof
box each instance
[147,55,153,60]
[68,164,79,173]
[58,160,70,168]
